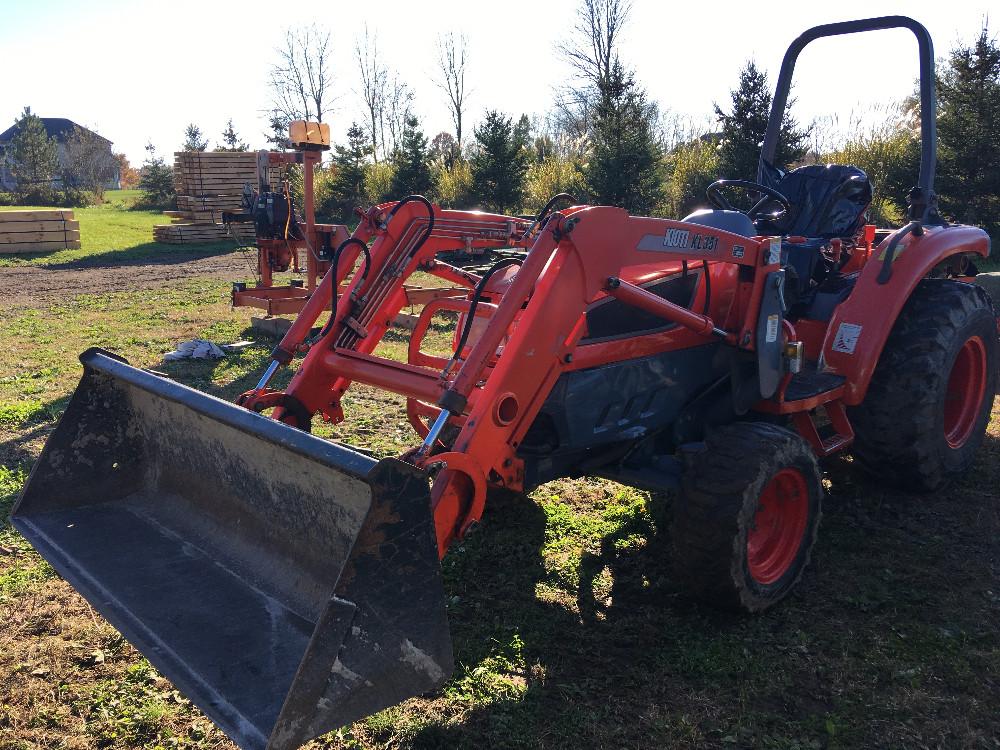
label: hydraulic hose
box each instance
[536,193,577,223]
[523,193,577,240]
[382,194,435,259]
[318,237,371,338]
[452,258,525,364]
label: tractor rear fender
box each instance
[822,224,990,405]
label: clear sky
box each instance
[0,0,993,165]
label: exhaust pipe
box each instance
[12,349,452,750]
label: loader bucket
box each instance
[11,348,453,750]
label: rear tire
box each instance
[672,422,823,613]
[851,279,998,491]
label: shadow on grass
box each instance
[403,430,1000,748]
[0,394,71,469]
[39,241,244,270]
[2,240,248,270]
[400,486,760,749]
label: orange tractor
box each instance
[12,15,997,750]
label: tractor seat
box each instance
[756,163,873,240]
[681,208,755,237]
[755,163,873,302]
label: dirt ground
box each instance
[2,251,999,750]
[0,250,257,307]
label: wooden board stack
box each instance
[153,152,281,244]
[0,209,80,254]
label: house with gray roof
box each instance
[0,118,120,191]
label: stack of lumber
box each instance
[0,209,80,254]
[153,152,281,244]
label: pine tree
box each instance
[714,61,810,181]
[470,111,530,213]
[265,112,291,149]
[218,119,248,152]
[582,61,663,214]
[390,116,433,197]
[328,123,372,221]
[182,123,208,152]
[138,141,175,207]
[937,25,1000,235]
[7,106,59,196]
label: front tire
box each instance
[851,279,998,491]
[672,422,823,613]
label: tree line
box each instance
[5,0,996,240]
[0,110,248,208]
[252,2,998,239]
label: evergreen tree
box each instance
[582,61,663,214]
[390,116,433,197]
[470,110,530,213]
[138,141,175,207]
[7,106,59,196]
[714,61,810,181]
[182,123,208,152]
[937,25,1000,235]
[217,119,248,152]
[265,111,291,149]
[328,123,372,221]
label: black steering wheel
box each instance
[706,179,792,222]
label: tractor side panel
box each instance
[821,224,989,404]
[519,343,726,488]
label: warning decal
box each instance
[765,314,780,343]
[832,322,863,354]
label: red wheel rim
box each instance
[747,468,809,585]
[944,335,988,449]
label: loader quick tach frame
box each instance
[12,16,998,750]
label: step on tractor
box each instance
[12,15,998,750]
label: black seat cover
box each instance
[758,163,873,239]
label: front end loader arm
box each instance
[242,200,779,556]
[428,207,779,552]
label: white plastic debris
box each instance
[162,339,227,361]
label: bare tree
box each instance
[434,32,469,151]
[356,26,388,161]
[558,0,631,90]
[63,126,118,198]
[385,74,415,156]
[269,25,332,125]
[554,0,632,142]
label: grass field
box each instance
[0,191,234,268]
[1,199,998,749]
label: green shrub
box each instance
[313,165,340,222]
[823,124,918,228]
[432,160,473,208]
[663,138,719,218]
[0,185,94,208]
[364,161,395,206]
[524,156,584,214]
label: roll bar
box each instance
[759,16,938,223]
